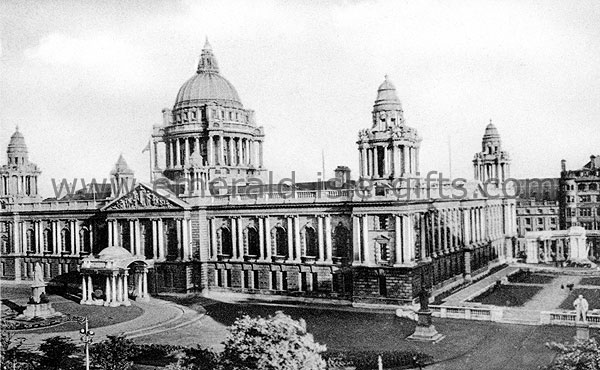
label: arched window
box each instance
[274,226,287,256]
[80,227,91,253]
[247,227,260,256]
[304,226,318,257]
[333,223,350,258]
[1,236,8,254]
[220,227,233,256]
[26,229,34,252]
[43,228,52,252]
[61,228,71,252]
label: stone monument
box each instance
[407,288,444,343]
[16,263,61,320]
[574,294,590,340]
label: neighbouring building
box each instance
[0,41,517,306]
[559,156,600,260]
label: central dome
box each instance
[174,40,243,110]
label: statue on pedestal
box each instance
[17,263,61,321]
[574,295,589,323]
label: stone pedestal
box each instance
[575,323,590,341]
[407,311,445,343]
[16,303,62,321]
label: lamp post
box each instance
[79,316,94,370]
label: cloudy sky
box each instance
[1,0,599,196]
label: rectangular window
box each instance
[244,271,250,289]
[271,271,280,291]
[216,269,222,287]
[253,270,260,289]
[282,271,288,290]
[312,272,319,291]
[378,275,387,296]
[226,270,232,288]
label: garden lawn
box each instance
[580,277,600,286]
[559,288,600,310]
[508,270,556,284]
[469,284,543,307]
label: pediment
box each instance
[102,183,189,211]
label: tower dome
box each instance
[483,121,500,140]
[173,39,243,111]
[373,75,402,113]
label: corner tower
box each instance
[473,120,510,183]
[0,127,42,203]
[357,76,421,182]
[153,39,267,194]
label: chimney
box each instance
[591,155,597,169]
[561,159,566,172]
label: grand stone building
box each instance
[0,42,517,305]
[559,156,600,260]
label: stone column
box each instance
[183,218,190,260]
[259,141,264,168]
[324,215,332,263]
[237,217,244,259]
[35,221,41,254]
[184,137,190,165]
[111,274,117,305]
[152,219,158,260]
[81,275,87,304]
[105,275,111,306]
[286,217,294,260]
[265,217,272,260]
[157,219,165,261]
[258,217,265,261]
[362,215,371,265]
[137,272,143,298]
[129,219,135,253]
[231,217,238,260]
[116,274,123,303]
[135,219,142,256]
[394,214,403,265]
[464,250,472,281]
[353,215,361,263]
[123,274,130,304]
[87,275,93,301]
[108,220,114,247]
[210,218,218,260]
[207,135,214,166]
[294,216,301,262]
[218,135,224,165]
[317,216,325,262]
[72,221,79,255]
[142,270,149,300]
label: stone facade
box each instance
[0,42,517,305]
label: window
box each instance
[551,218,557,224]
[246,227,260,256]
[378,243,389,261]
[219,227,233,256]
[304,226,318,257]
[274,226,288,256]
[537,218,544,225]
[43,229,52,252]
[378,274,387,296]
[580,208,592,217]
[26,229,34,252]
[253,270,259,289]
[333,223,350,258]
[377,215,388,230]
[525,218,531,225]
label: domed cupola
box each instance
[173,39,243,112]
[373,76,403,113]
[1,126,42,202]
[154,40,267,192]
[357,76,421,182]
[473,120,511,183]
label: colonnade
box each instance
[80,268,149,306]
[209,216,334,263]
[0,174,38,197]
[7,219,92,255]
[474,161,510,183]
[107,218,191,261]
[359,144,419,178]
[165,135,263,169]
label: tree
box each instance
[179,346,221,370]
[545,338,600,369]
[1,331,35,370]
[221,311,327,370]
[90,335,137,370]
[38,336,81,370]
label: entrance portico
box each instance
[80,245,152,306]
